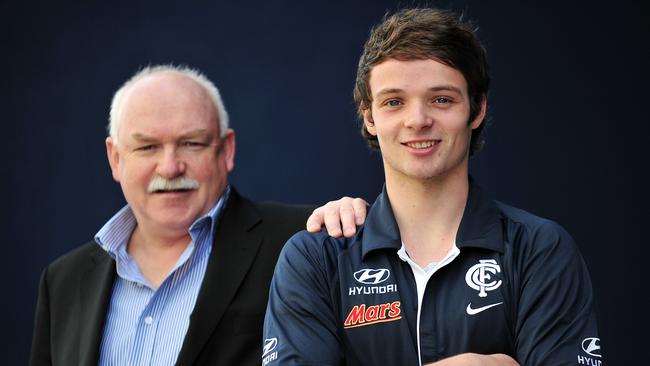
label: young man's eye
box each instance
[385,99,402,107]
[433,97,451,104]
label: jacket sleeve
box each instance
[514,221,603,365]
[263,231,343,366]
[30,268,52,366]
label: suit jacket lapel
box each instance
[176,190,263,365]
[78,246,116,366]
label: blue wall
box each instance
[4,0,647,363]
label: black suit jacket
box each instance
[30,189,313,366]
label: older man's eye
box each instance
[181,141,208,148]
[136,144,156,151]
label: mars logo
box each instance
[261,338,278,365]
[344,301,401,328]
[354,268,390,285]
[465,259,502,297]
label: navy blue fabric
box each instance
[263,179,602,365]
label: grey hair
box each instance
[108,64,229,144]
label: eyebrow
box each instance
[179,129,211,139]
[131,129,210,141]
[130,129,212,142]
[131,133,156,143]
[374,85,464,99]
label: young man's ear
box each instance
[470,95,488,130]
[362,104,377,136]
[105,136,121,182]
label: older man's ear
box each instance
[105,136,121,183]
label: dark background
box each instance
[3,0,648,364]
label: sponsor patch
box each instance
[577,337,602,365]
[353,268,390,284]
[348,268,398,296]
[466,301,503,315]
[581,337,601,358]
[348,283,397,296]
[343,301,401,329]
[261,338,278,365]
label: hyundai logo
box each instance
[263,338,278,357]
[353,268,390,284]
[581,337,601,358]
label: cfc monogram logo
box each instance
[465,259,502,297]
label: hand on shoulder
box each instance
[306,197,368,238]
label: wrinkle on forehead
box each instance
[117,72,219,139]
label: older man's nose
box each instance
[156,149,186,178]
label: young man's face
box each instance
[363,58,485,183]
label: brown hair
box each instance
[353,8,490,155]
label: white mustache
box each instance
[148,176,199,193]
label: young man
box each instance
[264,8,602,366]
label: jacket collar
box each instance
[360,177,504,259]
[78,245,116,366]
[175,187,264,365]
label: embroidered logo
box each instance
[581,337,601,358]
[465,259,502,297]
[343,301,401,328]
[261,338,278,365]
[353,268,390,285]
[466,302,503,315]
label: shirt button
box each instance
[144,316,153,325]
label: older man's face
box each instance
[106,72,235,235]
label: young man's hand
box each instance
[425,353,519,366]
[306,197,368,238]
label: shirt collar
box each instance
[95,185,232,258]
[360,177,504,259]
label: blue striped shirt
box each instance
[95,187,230,366]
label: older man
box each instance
[29,65,364,366]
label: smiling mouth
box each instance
[403,140,440,149]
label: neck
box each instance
[385,169,469,267]
[127,224,192,288]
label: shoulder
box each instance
[252,200,315,240]
[270,230,351,306]
[224,189,314,231]
[498,201,573,238]
[42,241,111,283]
[279,230,351,272]
[283,230,338,257]
[47,241,106,270]
[495,201,582,265]
[256,201,315,223]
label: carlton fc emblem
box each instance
[465,259,502,297]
